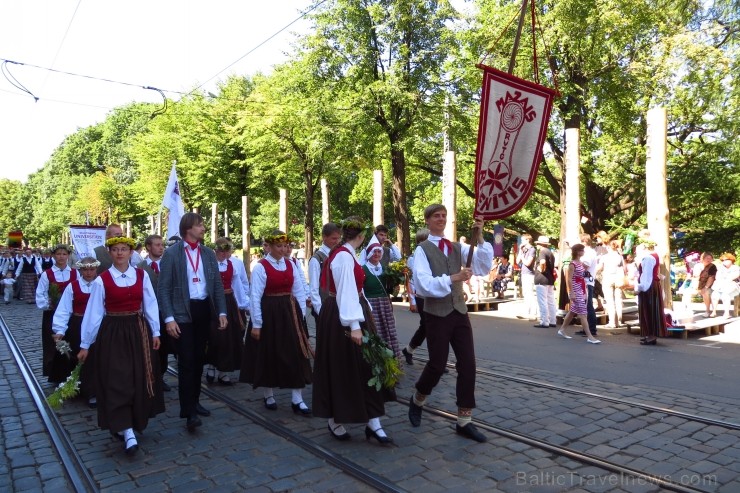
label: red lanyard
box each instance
[185,246,201,282]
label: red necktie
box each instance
[152,261,159,273]
[438,238,453,254]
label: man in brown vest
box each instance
[408,204,492,442]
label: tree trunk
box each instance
[390,147,410,255]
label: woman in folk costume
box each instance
[240,231,312,415]
[51,257,99,407]
[205,238,248,386]
[361,235,401,360]
[77,237,164,456]
[312,218,394,444]
[36,244,79,383]
[635,239,667,345]
[18,247,42,303]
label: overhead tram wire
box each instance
[41,0,83,93]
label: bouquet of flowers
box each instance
[383,258,407,294]
[361,330,402,391]
[47,363,82,409]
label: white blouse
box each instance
[228,255,251,311]
[36,265,76,310]
[413,236,493,299]
[250,254,307,328]
[218,259,249,310]
[52,279,95,335]
[330,244,366,331]
[80,266,160,349]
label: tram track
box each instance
[0,314,98,493]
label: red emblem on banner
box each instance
[473,65,557,220]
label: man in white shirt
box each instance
[308,223,341,319]
[407,204,492,443]
[359,224,401,268]
[515,234,538,320]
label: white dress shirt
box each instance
[36,265,76,309]
[308,244,331,314]
[331,244,367,331]
[80,266,160,349]
[52,279,95,335]
[250,254,307,329]
[413,236,493,299]
[218,259,249,310]
[184,243,208,300]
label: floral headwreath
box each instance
[636,238,657,248]
[106,237,137,249]
[264,233,291,244]
[214,241,233,252]
[75,259,101,269]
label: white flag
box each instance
[162,163,185,238]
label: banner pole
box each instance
[508,0,529,74]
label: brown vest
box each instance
[419,240,467,316]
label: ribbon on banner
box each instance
[473,64,557,220]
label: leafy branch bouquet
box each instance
[361,330,402,391]
[47,283,62,311]
[47,363,82,409]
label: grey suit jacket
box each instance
[157,242,227,324]
[94,245,113,275]
[137,260,159,293]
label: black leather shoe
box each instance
[195,403,211,417]
[161,379,171,392]
[402,348,414,365]
[365,426,393,445]
[217,376,234,386]
[408,397,423,427]
[574,330,586,336]
[549,324,557,328]
[328,423,350,441]
[110,431,124,442]
[533,324,549,328]
[456,423,487,443]
[264,397,277,410]
[291,402,311,415]
[186,415,202,432]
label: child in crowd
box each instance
[3,271,16,304]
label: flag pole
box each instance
[508,0,529,74]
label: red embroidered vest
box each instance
[219,260,234,289]
[323,246,364,295]
[45,268,78,294]
[638,253,661,283]
[101,269,144,312]
[259,258,293,295]
[71,280,91,315]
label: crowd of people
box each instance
[7,213,738,456]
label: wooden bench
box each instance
[670,317,739,339]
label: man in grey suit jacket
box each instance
[94,224,123,275]
[158,213,228,432]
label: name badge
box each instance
[192,277,200,283]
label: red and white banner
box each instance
[473,65,557,220]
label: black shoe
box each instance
[443,367,450,374]
[408,397,423,427]
[217,376,234,386]
[365,426,393,445]
[533,324,549,328]
[402,348,414,365]
[205,368,215,384]
[328,423,350,441]
[456,423,487,443]
[88,398,97,409]
[110,431,124,442]
[195,403,211,417]
[574,330,586,336]
[186,415,202,432]
[264,397,277,410]
[124,436,139,455]
[291,402,311,416]
[549,324,557,328]
[161,379,171,392]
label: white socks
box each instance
[291,389,303,405]
[367,417,386,437]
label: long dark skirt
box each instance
[19,273,37,301]
[49,314,95,398]
[637,281,667,339]
[312,297,393,423]
[41,310,56,380]
[94,314,164,433]
[206,292,244,372]
[239,295,312,389]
